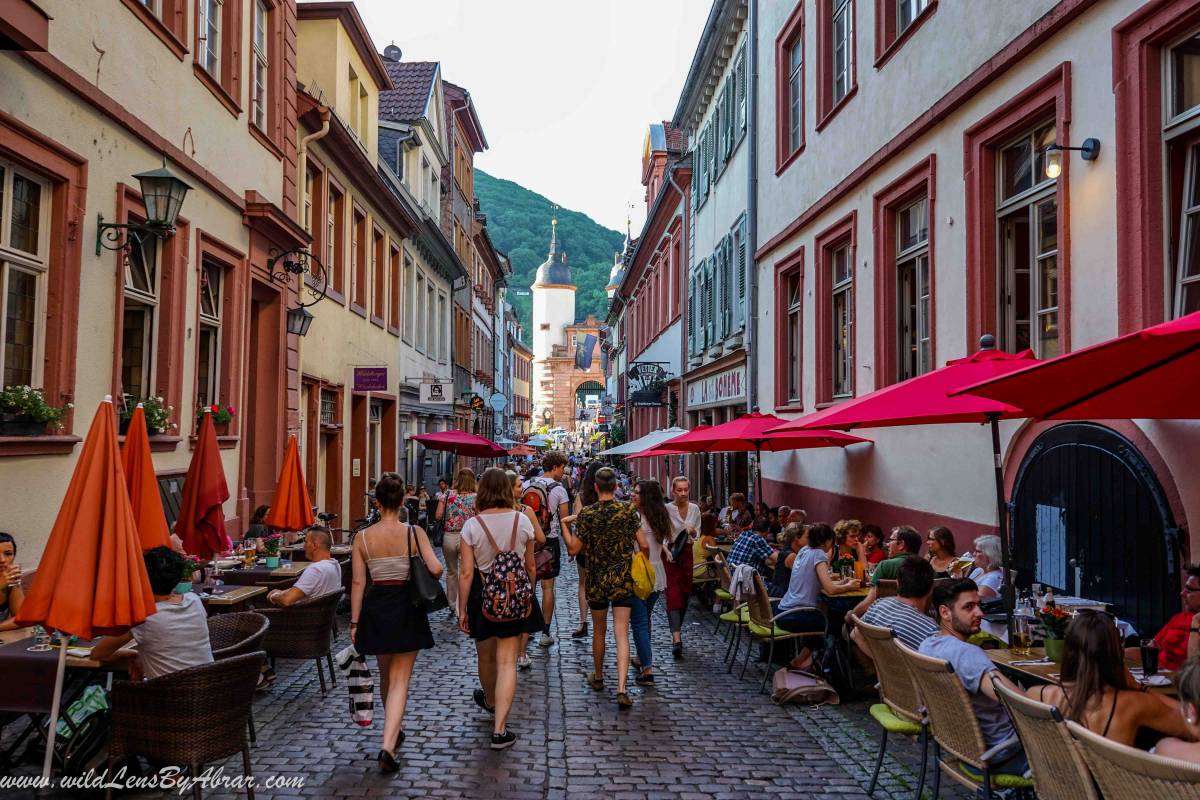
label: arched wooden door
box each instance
[1010,423,1182,636]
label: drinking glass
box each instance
[6,563,21,588]
[1140,638,1161,676]
[210,561,223,593]
[1012,615,1033,657]
[27,625,51,652]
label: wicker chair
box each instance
[849,613,929,799]
[876,579,899,599]
[713,555,736,634]
[207,612,270,745]
[106,651,265,800]
[895,643,1033,799]
[991,680,1098,800]
[257,589,343,694]
[738,572,828,692]
[1068,720,1200,800]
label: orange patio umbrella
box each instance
[15,397,158,781]
[175,409,231,559]
[263,435,314,532]
[121,404,171,550]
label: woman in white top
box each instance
[969,534,1004,599]
[662,476,701,659]
[350,473,443,772]
[508,469,546,670]
[630,480,672,685]
[458,468,544,751]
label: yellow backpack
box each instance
[631,552,656,600]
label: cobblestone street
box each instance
[3,560,961,800]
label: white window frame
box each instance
[1164,32,1200,318]
[786,270,802,403]
[897,0,929,37]
[832,0,854,105]
[895,196,931,381]
[251,0,269,131]
[425,279,435,360]
[197,260,222,408]
[121,214,162,402]
[199,0,222,79]
[0,159,50,389]
[415,272,426,354]
[831,242,853,398]
[788,38,803,154]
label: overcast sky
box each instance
[354,0,710,234]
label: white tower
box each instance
[531,216,575,426]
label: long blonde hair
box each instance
[453,468,477,494]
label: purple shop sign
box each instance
[353,366,388,392]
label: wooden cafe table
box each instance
[201,584,268,612]
[218,560,310,586]
[987,646,1177,696]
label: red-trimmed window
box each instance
[816,0,856,131]
[874,0,936,68]
[773,247,805,410]
[327,179,345,300]
[194,232,244,433]
[670,235,682,318]
[0,158,49,390]
[248,0,284,154]
[775,2,806,172]
[873,156,936,386]
[351,206,367,315]
[122,0,187,60]
[1166,30,1200,317]
[371,225,385,325]
[194,0,242,116]
[963,65,1069,357]
[388,242,401,335]
[815,213,856,403]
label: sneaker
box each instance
[517,655,532,670]
[634,670,655,686]
[538,633,556,648]
[672,642,683,660]
[472,688,495,714]
[490,730,516,750]
[570,624,589,639]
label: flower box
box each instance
[0,414,47,436]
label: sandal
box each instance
[615,692,633,709]
[586,672,605,691]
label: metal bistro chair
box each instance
[107,652,265,800]
[895,643,1033,799]
[207,612,270,746]
[257,589,343,694]
[712,555,736,634]
[1068,719,1200,800]
[991,679,1098,800]
[740,572,827,692]
[849,613,929,799]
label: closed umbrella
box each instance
[411,429,508,458]
[951,311,1200,419]
[659,412,869,505]
[16,398,158,781]
[771,340,1039,623]
[176,409,231,559]
[121,404,171,550]
[264,435,314,532]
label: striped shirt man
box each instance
[862,596,938,651]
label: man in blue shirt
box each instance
[726,517,777,576]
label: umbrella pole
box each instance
[987,413,1015,641]
[755,444,764,507]
[40,638,68,786]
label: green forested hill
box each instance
[475,170,624,334]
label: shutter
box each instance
[713,248,725,341]
[724,78,734,160]
[704,259,715,346]
[700,125,709,198]
[687,273,696,354]
[723,236,735,335]
[690,142,699,210]
[736,44,747,137]
[736,216,748,327]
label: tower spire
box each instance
[548,205,560,258]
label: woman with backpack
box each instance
[436,468,477,620]
[508,470,546,670]
[349,473,443,772]
[457,467,544,749]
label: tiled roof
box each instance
[379,61,438,122]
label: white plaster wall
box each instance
[752,0,1200,538]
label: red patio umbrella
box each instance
[175,409,231,559]
[16,398,158,781]
[508,443,537,457]
[264,435,314,532]
[656,412,870,505]
[412,429,508,458]
[771,339,1039,623]
[952,311,1200,419]
[121,404,171,550]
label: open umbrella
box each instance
[508,444,537,457]
[176,409,231,559]
[121,404,171,550]
[525,435,551,448]
[952,311,1200,419]
[772,339,1039,622]
[598,427,688,457]
[264,435,314,532]
[658,413,870,504]
[17,398,158,781]
[411,429,508,458]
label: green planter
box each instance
[0,415,47,436]
[265,556,280,568]
[1044,637,1065,663]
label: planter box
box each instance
[0,415,47,436]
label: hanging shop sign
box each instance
[488,392,508,412]
[353,366,388,392]
[419,380,454,405]
[686,364,746,410]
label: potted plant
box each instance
[0,386,70,436]
[1038,606,1072,662]
[176,555,203,595]
[120,396,176,436]
[261,533,282,568]
[196,403,236,434]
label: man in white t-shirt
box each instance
[533,451,572,647]
[268,527,343,606]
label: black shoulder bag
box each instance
[408,525,448,613]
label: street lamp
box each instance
[1043,138,1099,180]
[286,305,314,337]
[95,160,192,255]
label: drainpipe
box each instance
[746,0,761,500]
[296,107,331,226]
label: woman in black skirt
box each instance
[458,468,544,750]
[351,472,443,772]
